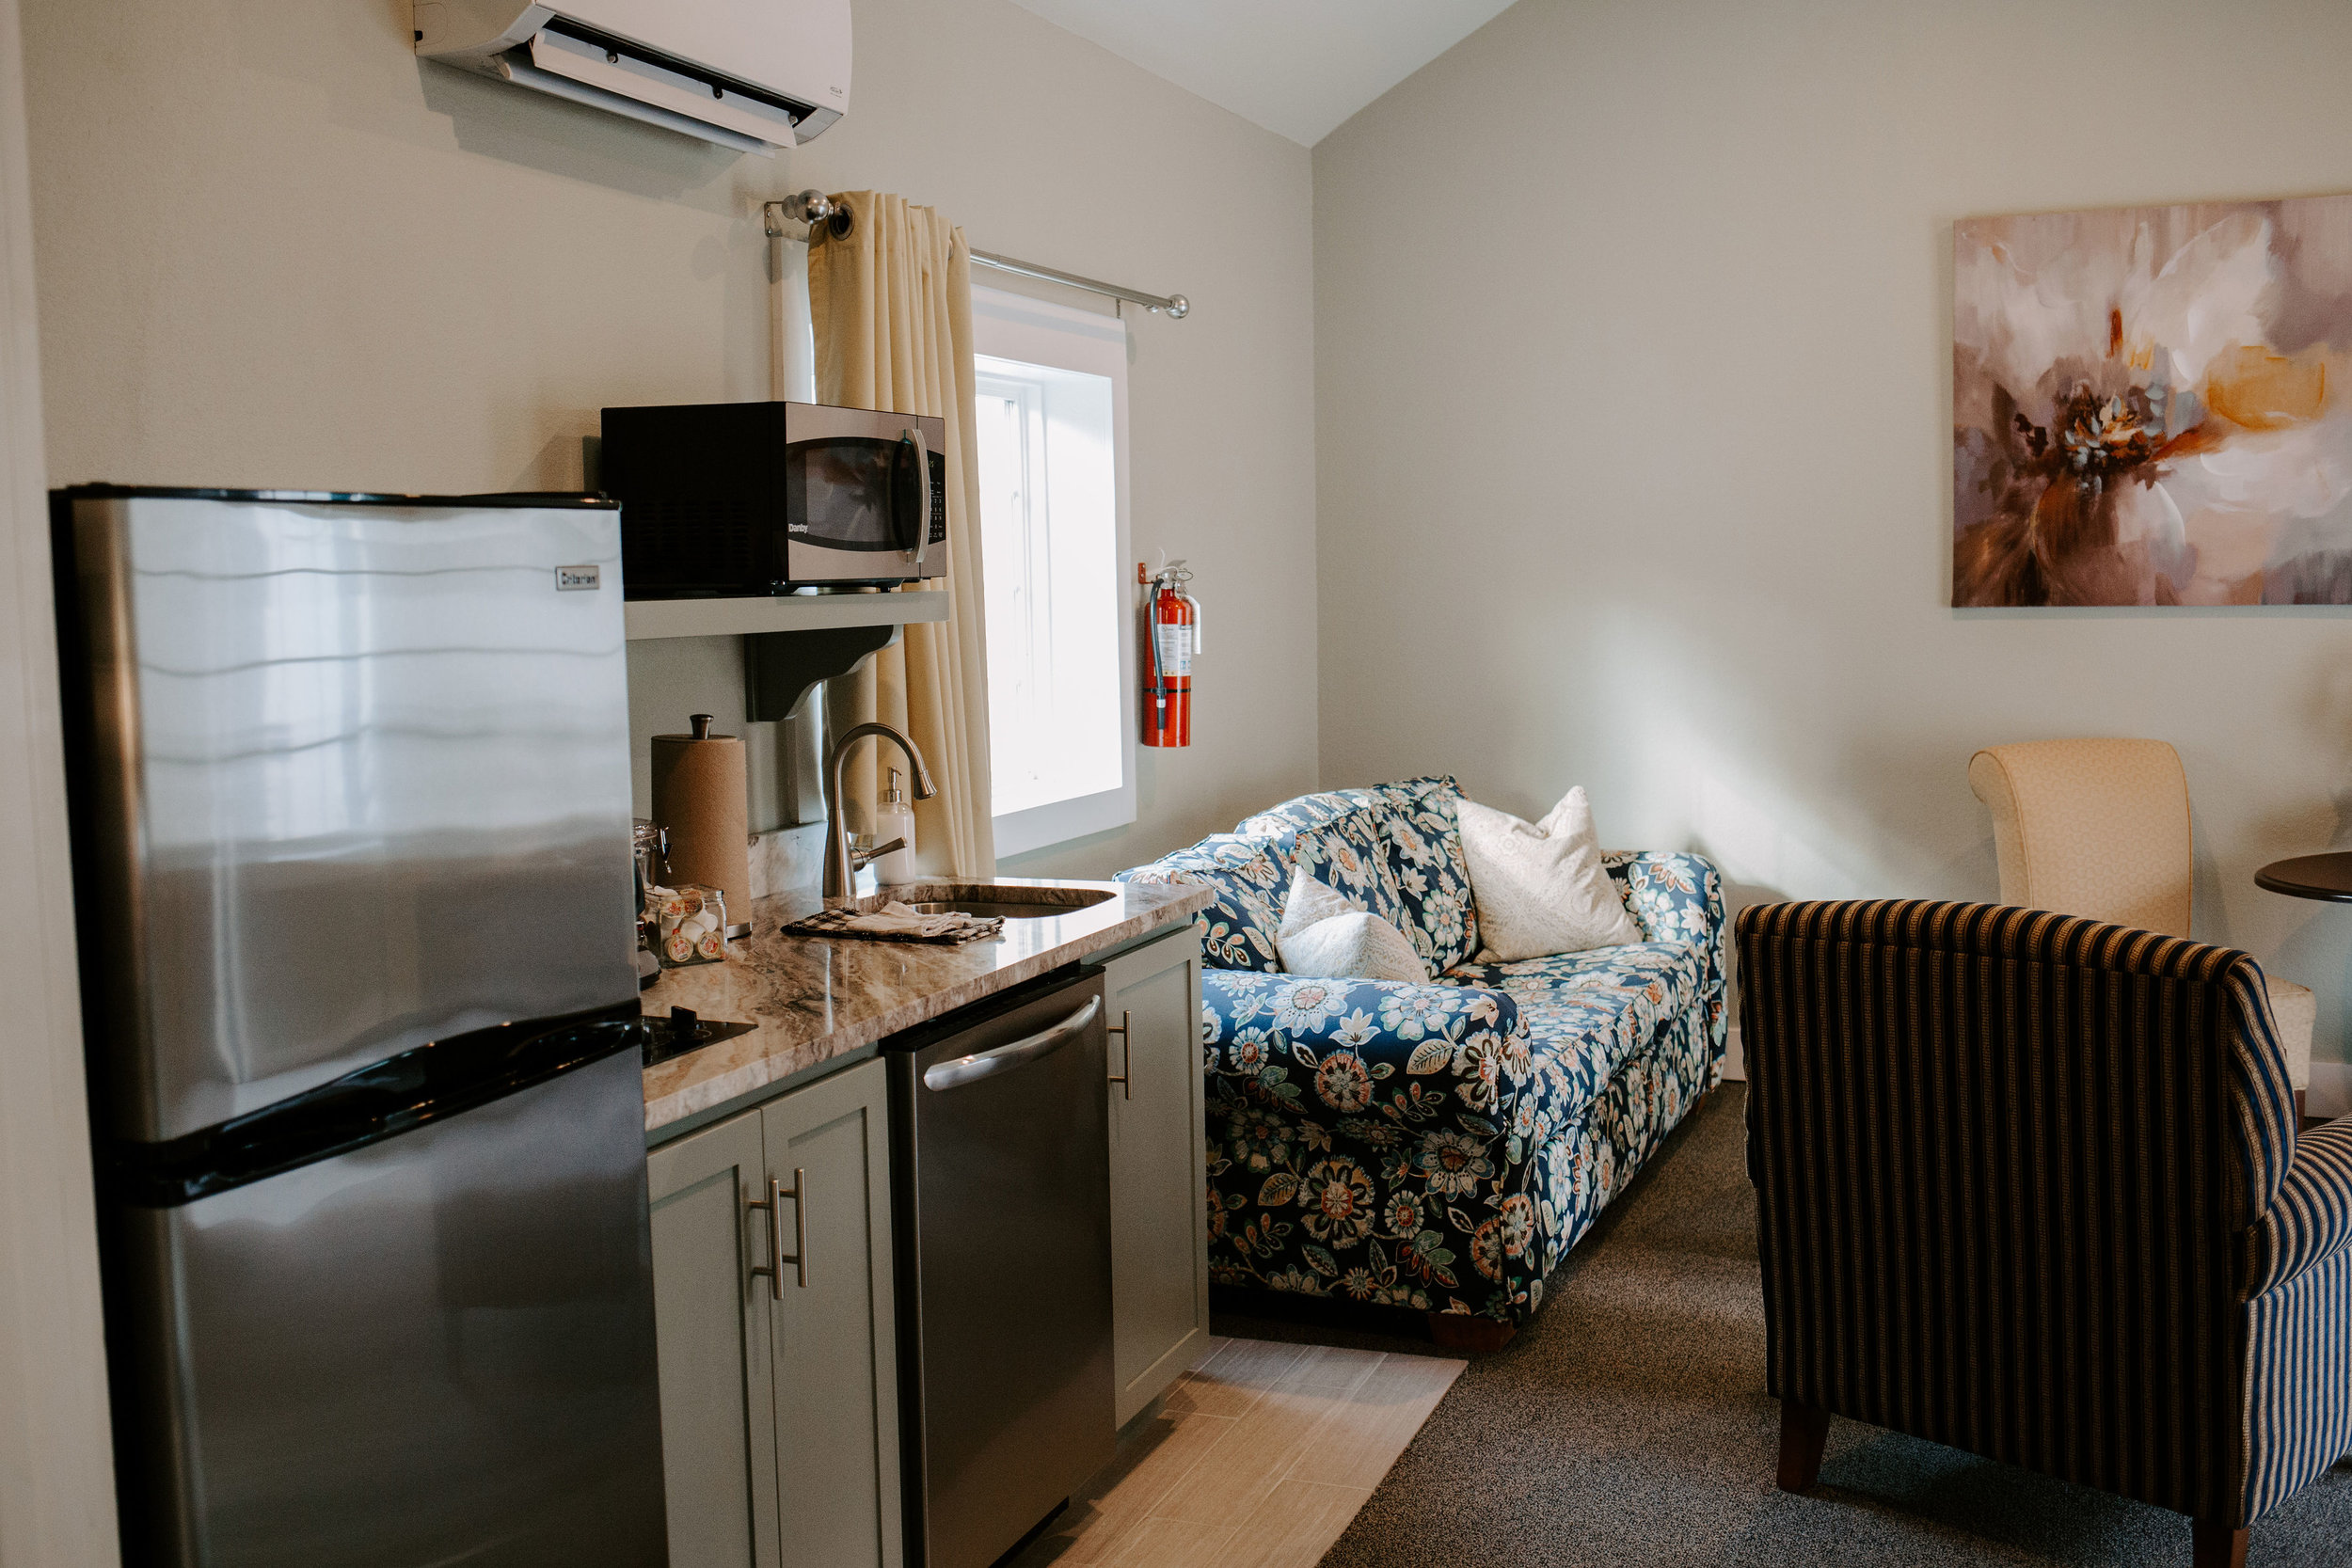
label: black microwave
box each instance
[600,401,948,598]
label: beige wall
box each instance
[23,0,1318,877]
[0,0,117,1550]
[1314,0,2352,1074]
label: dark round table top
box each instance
[2255,851,2352,903]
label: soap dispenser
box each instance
[874,767,917,884]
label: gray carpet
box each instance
[1211,1085,2352,1567]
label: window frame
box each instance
[970,285,1136,858]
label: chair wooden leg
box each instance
[1425,1313,1516,1353]
[2192,1521,2249,1568]
[1776,1400,1830,1493]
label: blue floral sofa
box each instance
[1117,777,1727,1328]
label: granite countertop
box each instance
[640,876,1211,1132]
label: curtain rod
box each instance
[764,192,1189,320]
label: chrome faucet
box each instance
[824,721,939,903]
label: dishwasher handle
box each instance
[923,994,1102,1092]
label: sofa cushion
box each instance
[1234,796,1412,946]
[1115,833,1287,972]
[1245,778,1481,975]
[1442,942,1704,1115]
[1276,867,1430,983]
[1457,786,1644,959]
[1235,787,1367,838]
[1367,777,1481,973]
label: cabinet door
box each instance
[759,1057,903,1568]
[1103,928,1210,1426]
[649,1106,783,1568]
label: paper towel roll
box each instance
[651,713,750,931]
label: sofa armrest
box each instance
[1200,969,1532,1122]
[1606,850,1730,1053]
[2251,1117,2352,1295]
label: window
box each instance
[972,288,1133,856]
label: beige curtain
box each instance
[809,192,994,878]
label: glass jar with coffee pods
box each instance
[648,883,729,968]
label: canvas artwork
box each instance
[1953,193,2352,606]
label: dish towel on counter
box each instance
[809,191,996,879]
[780,901,1006,945]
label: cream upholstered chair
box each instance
[1968,738,2315,1112]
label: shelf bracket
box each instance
[743,625,901,723]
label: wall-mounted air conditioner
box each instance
[415,0,849,154]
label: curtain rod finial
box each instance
[765,190,838,237]
[1162,293,1189,320]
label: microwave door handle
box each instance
[900,425,930,577]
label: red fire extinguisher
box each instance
[1140,560,1200,748]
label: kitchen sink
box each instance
[903,886,1115,921]
[910,895,1110,920]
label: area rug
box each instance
[1213,1086,2352,1567]
[1006,1337,1464,1568]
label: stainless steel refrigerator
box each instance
[52,486,668,1567]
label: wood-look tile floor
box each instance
[1007,1337,1467,1568]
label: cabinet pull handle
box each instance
[782,1168,807,1289]
[747,1170,809,1297]
[1105,1009,1133,1101]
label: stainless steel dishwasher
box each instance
[887,966,1114,1568]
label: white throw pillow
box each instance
[1276,866,1429,983]
[1457,786,1644,961]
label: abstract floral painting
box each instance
[1953,193,2352,606]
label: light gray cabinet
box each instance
[648,1057,903,1568]
[649,1108,779,1568]
[759,1065,901,1568]
[1102,927,1211,1427]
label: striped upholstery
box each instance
[2246,1116,2352,1519]
[1738,899,2352,1531]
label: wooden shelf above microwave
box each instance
[623,589,950,641]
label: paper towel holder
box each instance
[651,710,753,940]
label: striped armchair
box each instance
[1739,900,2349,1568]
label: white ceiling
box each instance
[1002,0,1518,146]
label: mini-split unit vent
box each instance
[415,0,850,154]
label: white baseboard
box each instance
[2310,1061,2352,1120]
[1721,1025,1743,1083]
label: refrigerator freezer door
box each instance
[111,1046,667,1567]
[62,493,638,1143]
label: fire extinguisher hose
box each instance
[1147,582,1165,732]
